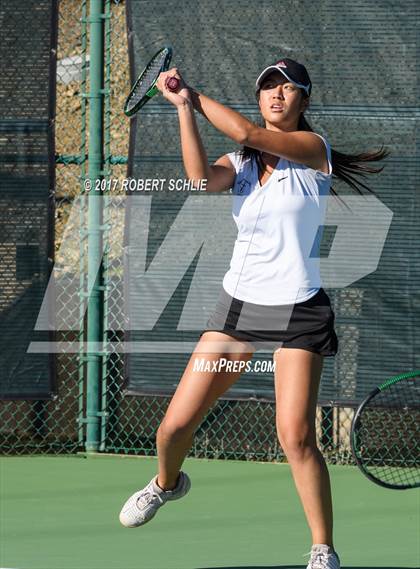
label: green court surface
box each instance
[1,455,419,569]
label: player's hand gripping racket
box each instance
[350,370,420,489]
[124,46,180,116]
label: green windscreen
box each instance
[0,0,57,399]
[124,0,419,404]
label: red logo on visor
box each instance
[276,60,287,68]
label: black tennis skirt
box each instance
[199,287,338,356]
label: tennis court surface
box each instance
[1,455,418,569]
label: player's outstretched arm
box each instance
[156,69,235,192]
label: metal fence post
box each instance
[85,0,105,452]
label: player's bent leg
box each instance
[157,331,255,488]
[119,331,255,528]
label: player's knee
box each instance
[277,425,316,460]
[157,420,194,443]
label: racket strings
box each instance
[126,49,170,112]
[356,375,420,488]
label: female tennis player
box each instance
[119,57,388,569]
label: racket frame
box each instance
[124,46,173,116]
[350,370,420,490]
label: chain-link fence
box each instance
[3,0,416,465]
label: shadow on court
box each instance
[2,457,418,569]
[196,566,414,569]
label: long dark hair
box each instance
[240,91,390,201]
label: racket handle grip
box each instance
[166,76,180,92]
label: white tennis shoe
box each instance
[305,544,341,569]
[119,471,191,528]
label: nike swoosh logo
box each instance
[278,176,288,182]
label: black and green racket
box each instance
[351,370,420,490]
[124,46,180,116]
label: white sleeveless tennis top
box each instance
[222,133,333,305]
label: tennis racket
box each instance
[124,46,180,117]
[351,370,420,490]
